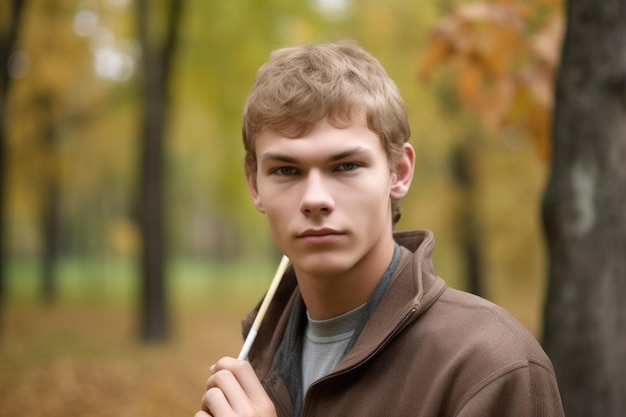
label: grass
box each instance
[0,257,277,417]
[5,256,276,308]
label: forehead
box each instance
[255,117,384,162]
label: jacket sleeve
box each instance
[455,360,565,417]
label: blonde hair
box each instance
[242,40,410,224]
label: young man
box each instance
[195,40,564,417]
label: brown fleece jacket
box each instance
[243,229,564,417]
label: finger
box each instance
[194,411,212,417]
[207,370,258,416]
[202,387,238,417]
[211,357,269,405]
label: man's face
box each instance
[247,115,413,278]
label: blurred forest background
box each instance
[0,0,574,415]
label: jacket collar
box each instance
[335,229,447,370]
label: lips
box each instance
[297,228,344,244]
[298,228,342,237]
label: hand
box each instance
[194,357,277,417]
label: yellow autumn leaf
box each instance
[455,59,484,105]
[479,78,515,129]
[418,35,453,80]
[527,99,551,161]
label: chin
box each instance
[293,251,359,277]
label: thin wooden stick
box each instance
[237,254,290,360]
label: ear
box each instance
[390,143,415,200]
[246,173,266,213]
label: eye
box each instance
[272,166,298,176]
[336,162,360,171]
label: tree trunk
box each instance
[0,0,27,333]
[452,142,484,297]
[41,180,59,305]
[41,119,60,305]
[541,0,626,415]
[136,0,183,342]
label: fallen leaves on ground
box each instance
[0,303,247,417]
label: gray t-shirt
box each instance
[301,303,367,395]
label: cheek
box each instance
[356,176,392,203]
[255,183,279,212]
[340,183,391,218]
[364,181,393,219]
[261,193,293,222]
[264,207,291,250]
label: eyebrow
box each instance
[259,152,299,164]
[259,147,371,164]
[328,147,370,162]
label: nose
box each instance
[300,170,334,216]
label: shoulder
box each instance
[424,286,553,368]
[407,287,562,414]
